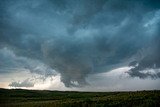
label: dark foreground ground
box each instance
[0,88,160,107]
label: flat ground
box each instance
[0,88,160,107]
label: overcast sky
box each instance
[0,0,160,91]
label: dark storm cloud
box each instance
[0,47,55,77]
[0,0,160,87]
[129,24,160,78]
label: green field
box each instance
[0,88,160,107]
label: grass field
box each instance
[0,88,160,107]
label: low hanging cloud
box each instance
[129,28,160,79]
[9,78,34,88]
[0,0,160,87]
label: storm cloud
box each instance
[0,0,160,87]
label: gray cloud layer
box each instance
[0,0,160,87]
[9,78,34,88]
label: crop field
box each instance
[0,88,160,107]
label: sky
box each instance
[0,0,160,91]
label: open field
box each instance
[0,88,160,107]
